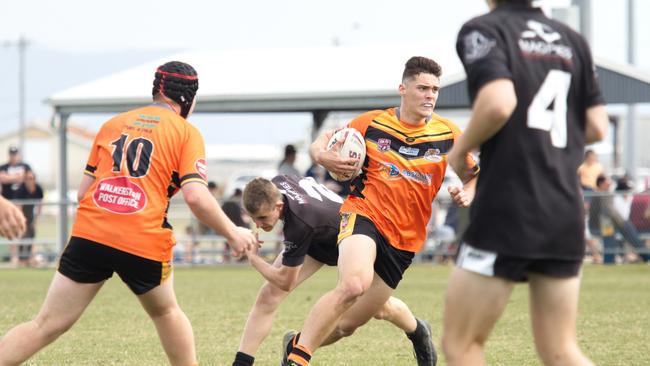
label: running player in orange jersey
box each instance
[0,61,257,366]
[282,56,478,366]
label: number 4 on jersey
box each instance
[527,70,571,148]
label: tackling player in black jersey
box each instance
[232,175,436,366]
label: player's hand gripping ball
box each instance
[326,128,366,181]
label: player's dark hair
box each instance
[152,61,199,119]
[243,177,282,215]
[493,0,533,6]
[402,56,442,81]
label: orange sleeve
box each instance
[178,124,208,187]
[84,131,103,178]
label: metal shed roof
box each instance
[48,47,650,116]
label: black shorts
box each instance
[58,236,173,295]
[338,213,414,289]
[456,242,582,282]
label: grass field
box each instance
[0,264,649,365]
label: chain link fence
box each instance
[2,191,649,267]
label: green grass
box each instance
[0,264,649,365]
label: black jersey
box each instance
[272,175,342,266]
[456,4,604,259]
[0,162,32,199]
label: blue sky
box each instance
[1,0,649,146]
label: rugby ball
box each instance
[326,128,366,182]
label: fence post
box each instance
[58,113,69,254]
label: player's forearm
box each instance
[309,131,333,165]
[458,79,517,153]
[189,199,238,241]
[584,105,608,144]
[183,184,239,241]
[77,174,96,202]
[248,255,292,291]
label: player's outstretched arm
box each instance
[0,196,25,240]
[77,174,96,202]
[448,78,516,182]
[310,130,358,177]
[182,182,256,256]
[245,243,300,291]
[584,105,608,144]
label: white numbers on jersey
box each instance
[298,177,343,204]
[527,70,571,148]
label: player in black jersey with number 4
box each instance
[232,175,436,366]
[442,1,608,365]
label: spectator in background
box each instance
[221,188,249,263]
[590,174,649,264]
[577,149,603,191]
[630,184,650,234]
[14,170,44,267]
[613,175,649,262]
[0,146,32,200]
[278,144,300,176]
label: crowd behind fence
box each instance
[1,191,649,267]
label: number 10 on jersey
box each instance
[110,134,154,178]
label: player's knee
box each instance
[335,276,369,303]
[146,302,181,319]
[34,314,74,340]
[442,330,488,362]
[373,304,391,321]
[256,284,287,308]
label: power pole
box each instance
[626,0,636,179]
[18,36,28,154]
[2,36,29,153]
[572,0,592,44]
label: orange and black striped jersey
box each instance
[71,105,207,262]
[342,108,477,253]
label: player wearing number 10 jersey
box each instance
[0,61,256,366]
[443,1,609,365]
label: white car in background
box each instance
[223,169,277,198]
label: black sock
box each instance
[233,351,255,366]
[406,318,424,341]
